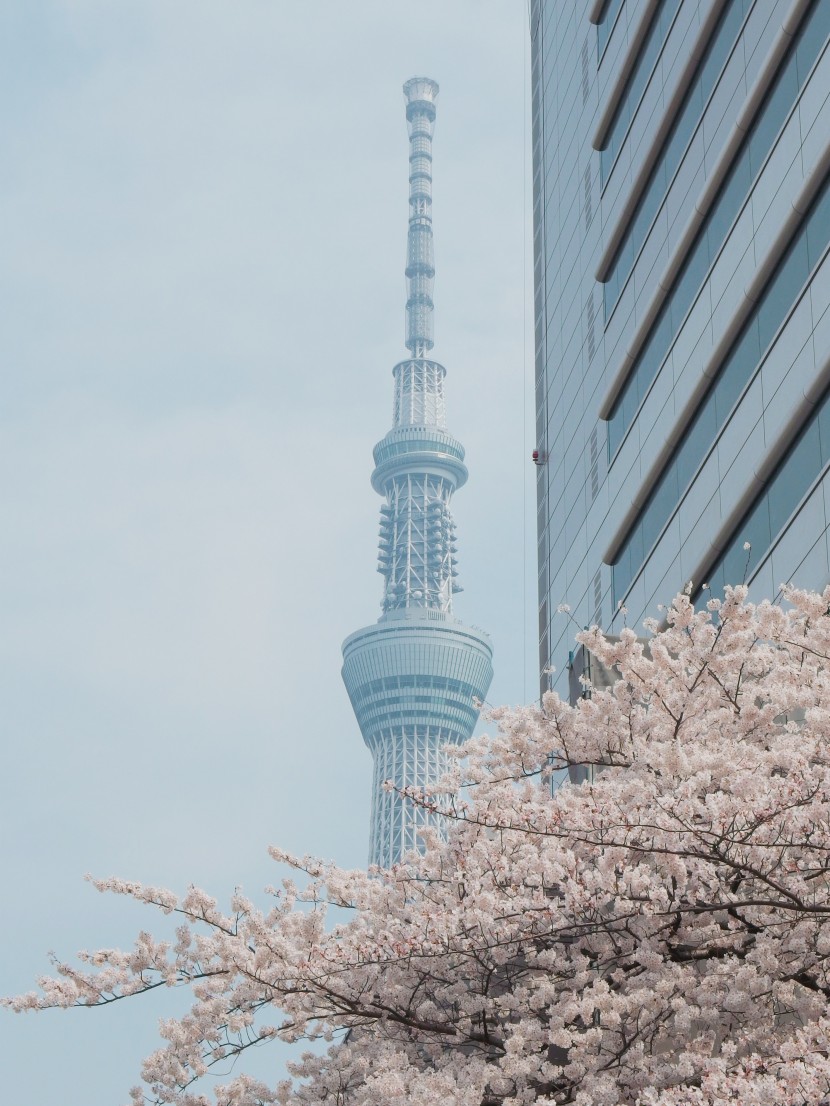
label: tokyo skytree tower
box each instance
[342,77,493,869]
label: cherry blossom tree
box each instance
[8,585,830,1106]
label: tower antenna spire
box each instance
[342,78,493,869]
[403,76,439,359]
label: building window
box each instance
[612,177,830,605]
[607,0,830,459]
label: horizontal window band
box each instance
[597,0,627,60]
[350,678,478,703]
[690,348,830,603]
[606,169,830,604]
[605,152,830,568]
[593,0,661,152]
[599,0,682,189]
[598,0,827,446]
[596,0,738,282]
[598,0,744,314]
[599,0,817,422]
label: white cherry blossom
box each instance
[7,585,830,1105]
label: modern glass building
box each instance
[531,0,830,699]
[342,78,493,869]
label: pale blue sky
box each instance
[0,2,534,1100]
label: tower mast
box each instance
[342,78,493,869]
[404,76,437,362]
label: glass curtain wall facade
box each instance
[531,0,830,700]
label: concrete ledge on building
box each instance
[601,145,830,569]
[592,0,661,151]
[594,0,730,284]
[685,347,830,595]
[598,0,815,424]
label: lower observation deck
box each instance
[342,608,492,748]
[342,609,493,867]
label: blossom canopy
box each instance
[7,586,830,1106]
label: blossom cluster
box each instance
[7,586,830,1105]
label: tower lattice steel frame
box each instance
[342,77,493,869]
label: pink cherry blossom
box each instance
[7,585,830,1105]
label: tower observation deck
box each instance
[342,77,493,869]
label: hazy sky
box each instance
[0,2,534,1100]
